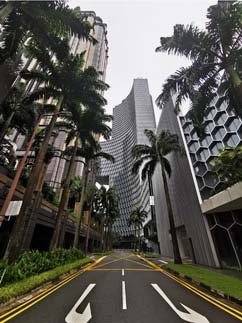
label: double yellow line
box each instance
[139,255,242,321]
[0,256,106,323]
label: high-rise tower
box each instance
[99,79,156,237]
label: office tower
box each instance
[41,10,109,190]
[152,98,219,267]
[180,98,242,268]
[99,79,156,239]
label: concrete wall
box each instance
[153,98,218,266]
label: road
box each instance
[1,250,242,323]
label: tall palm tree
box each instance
[127,207,147,251]
[73,145,115,249]
[49,109,112,250]
[0,1,93,64]
[4,51,109,263]
[156,2,242,135]
[132,129,182,264]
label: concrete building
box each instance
[180,98,242,268]
[153,97,219,267]
[99,79,157,240]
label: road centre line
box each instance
[122,281,127,310]
[138,254,242,321]
[159,260,168,264]
[122,269,124,276]
[0,256,107,323]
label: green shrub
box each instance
[0,257,91,304]
[0,248,84,285]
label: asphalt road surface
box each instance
[1,250,242,323]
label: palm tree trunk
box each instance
[84,210,91,255]
[0,118,40,227]
[0,2,14,25]
[4,96,63,263]
[0,111,15,144]
[50,137,78,251]
[161,167,182,264]
[73,163,89,249]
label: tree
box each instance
[127,207,147,251]
[4,50,109,263]
[156,2,242,135]
[49,109,112,250]
[73,145,115,249]
[132,129,182,264]
[212,146,242,188]
[0,1,92,64]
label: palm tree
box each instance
[0,1,93,64]
[132,129,182,264]
[212,146,242,188]
[73,145,115,249]
[49,109,112,250]
[156,2,242,135]
[127,207,147,251]
[4,51,109,263]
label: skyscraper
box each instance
[99,79,156,237]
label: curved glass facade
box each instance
[100,79,156,235]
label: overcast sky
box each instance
[70,0,217,124]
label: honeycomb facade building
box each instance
[99,79,156,236]
[180,101,242,201]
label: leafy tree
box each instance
[73,146,115,249]
[127,207,147,251]
[4,50,108,263]
[132,129,182,264]
[0,0,92,64]
[156,2,242,135]
[49,109,112,250]
[212,146,242,188]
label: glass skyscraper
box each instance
[99,79,156,236]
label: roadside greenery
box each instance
[0,257,91,304]
[0,249,84,285]
[167,263,242,300]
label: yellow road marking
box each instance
[89,268,158,271]
[124,258,153,269]
[138,255,242,321]
[93,256,133,269]
[137,255,163,272]
[164,271,242,318]
[0,256,107,323]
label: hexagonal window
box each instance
[225,118,242,132]
[203,171,219,188]
[190,129,198,140]
[216,100,227,111]
[190,153,196,164]
[210,142,223,155]
[183,123,193,133]
[197,147,210,161]
[204,121,214,133]
[194,162,207,176]
[201,187,213,200]
[212,126,226,140]
[214,112,228,125]
[224,133,240,146]
[205,106,216,119]
[201,135,212,147]
[233,210,242,225]
[188,141,199,153]
[207,215,216,228]
[215,212,234,228]
[197,176,204,189]
[184,134,190,143]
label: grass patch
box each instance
[166,263,242,300]
[0,257,91,304]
